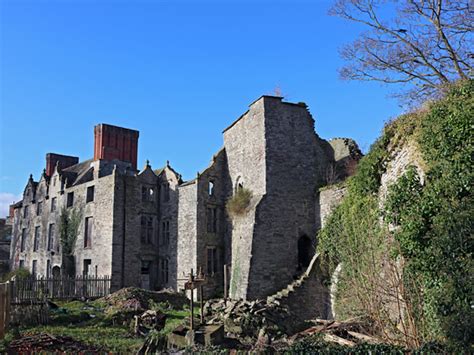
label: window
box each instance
[36,201,43,216]
[141,260,151,274]
[161,220,170,245]
[207,247,218,275]
[83,259,92,276]
[84,217,93,248]
[23,206,28,218]
[142,186,155,202]
[51,197,57,212]
[47,223,55,251]
[86,186,95,203]
[207,207,217,233]
[140,216,154,244]
[32,260,37,276]
[53,177,57,186]
[46,260,51,278]
[19,260,25,269]
[67,192,74,208]
[34,226,40,251]
[20,228,26,252]
[162,183,170,202]
[208,181,215,196]
[161,259,169,284]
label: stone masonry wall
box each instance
[223,98,267,300]
[246,98,333,299]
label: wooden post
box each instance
[200,285,204,324]
[223,264,228,306]
[190,269,194,331]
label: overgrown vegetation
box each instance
[58,207,82,256]
[1,267,30,282]
[318,80,473,348]
[3,296,193,353]
[226,187,253,217]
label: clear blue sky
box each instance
[0,0,402,217]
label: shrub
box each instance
[2,267,30,282]
[226,188,253,217]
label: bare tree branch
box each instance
[331,0,473,104]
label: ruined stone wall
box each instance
[318,185,347,230]
[176,182,198,290]
[158,166,180,290]
[246,98,333,299]
[223,98,267,300]
[193,149,232,298]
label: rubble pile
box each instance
[133,310,167,336]
[101,287,188,312]
[7,333,102,353]
[203,298,303,341]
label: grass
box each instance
[8,299,195,353]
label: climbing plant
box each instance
[318,80,473,348]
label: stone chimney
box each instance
[45,153,79,177]
[93,124,139,170]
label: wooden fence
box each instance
[1,276,111,338]
[9,275,111,304]
[0,281,11,340]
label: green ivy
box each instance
[318,80,473,347]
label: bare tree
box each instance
[331,0,473,103]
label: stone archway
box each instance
[298,235,313,270]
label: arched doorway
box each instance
[298,235,313,270]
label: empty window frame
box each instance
[161,259,169,284]
[51,197,57,212]
[46,260,51,278]
[86,186,95,203]
[142,186,155,202]
[84,217,93,248]
[67,192,74,208]
[207,247,218,275]
[20,228,27,252]
[140,216,154,244]
[83,259,92,276]
[161,220,170,245]
[36,201,43,216]
[32,260,37,276]
[47,223,55,251]
[23,206,28,218]
[208,180,215,196]
[34,226,40,251]
[207,207,217,233]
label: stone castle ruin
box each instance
[9,95,361,313]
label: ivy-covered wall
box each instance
[318,80,473,347]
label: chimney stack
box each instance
[45,153,79,177]
[94,124,139,170]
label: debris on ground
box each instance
[204,298,303,342]
[288,318,381,347]
[101,287,188,312]
[133,310,167,336]
[7,333,102,353]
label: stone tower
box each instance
[224,96,333,300]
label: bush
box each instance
[226,188,253,217]
[318,80,473,347]
[2,267,31,282]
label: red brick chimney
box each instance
[45,153,79,177]
[94,124,139,170]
